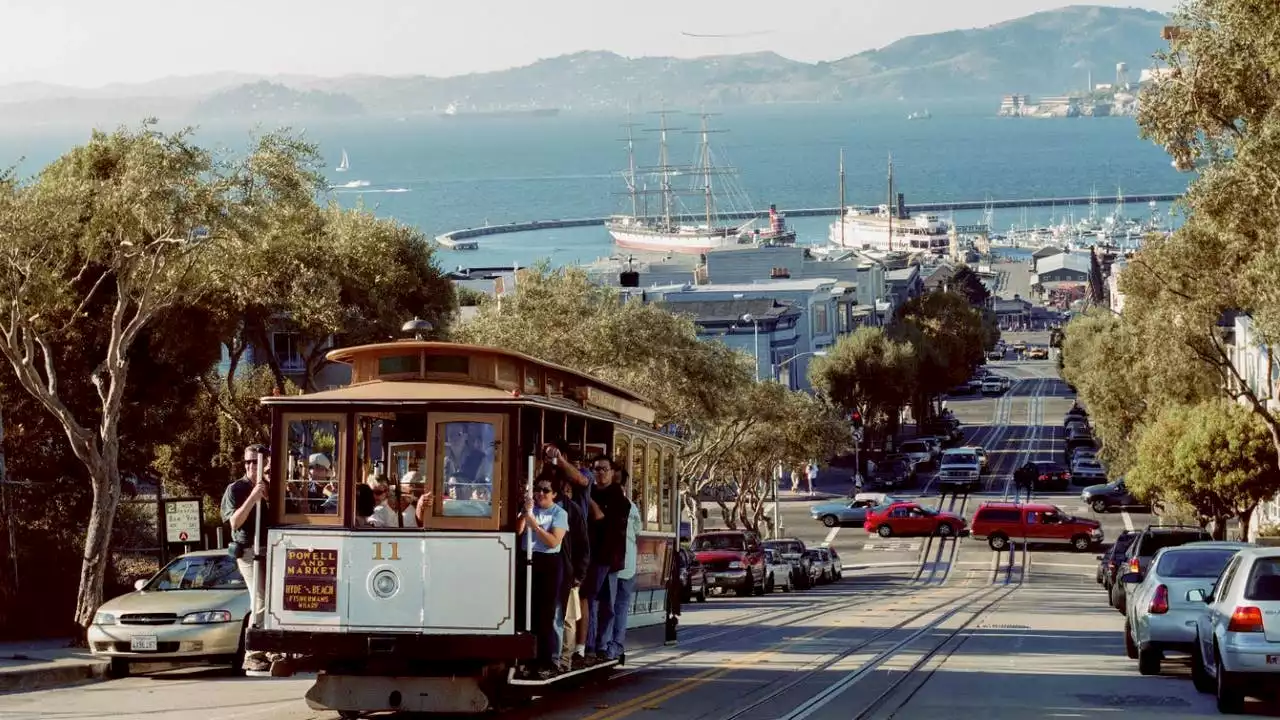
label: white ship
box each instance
[605,112,793,255]
[827,153,951,254]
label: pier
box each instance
[434,192,1182,244]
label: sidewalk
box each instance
[0,639,108,694]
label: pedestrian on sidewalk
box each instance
[806,462,818,497]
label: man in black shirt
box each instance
[220,444,271,673]
[555,476,590,670]
[583,456,631,661]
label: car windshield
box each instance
[1245,557,1280,601]
[941,454,976,466]
[765,541,803,554]
[144,554,244,591]
[696,535,745,551]
[1156,549,1241,578]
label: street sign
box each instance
[852,429,864,443]
[165,500,202,544]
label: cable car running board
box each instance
[506,659,620,686]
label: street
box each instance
[1,353,1271,719]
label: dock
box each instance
[433,192,1182,245]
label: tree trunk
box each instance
[74,469,122,632]
[1210,516,1228,541]
[1238,503,1257,542]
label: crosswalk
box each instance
[861,540,923,552]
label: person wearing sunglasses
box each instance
[517,479,569,679]
[219,443,272,673]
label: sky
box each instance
[1,0,1180,87]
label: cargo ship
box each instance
[440,103,560,119]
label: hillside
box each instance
[0,5,1172,126]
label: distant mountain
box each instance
[191,81,364,121]
[0,5,1171,128]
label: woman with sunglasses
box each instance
[517,478,569,679]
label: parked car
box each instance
[762,538,813,590]
[865,458,912,489]
[88,550,250,676]
[969,502,1103,552]
[676,547,707,603]
[804,548,836,584]
[935,448,982,494]
[1122,541,1252,676]
[1064,434,1098,465]
[826,546,843,580]
[1082,479,1149,514]
[1187,546,1280,711]
[1070,447,1097,466]
[897,440,934,470]
[982,377,1006,395]
[1110,525,1213,614]
[762,549,794,593]
[864,501,967,538]
[692,530,767,596]
[1098,530,1139,591]
[810,493,901,528]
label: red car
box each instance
[863,501,967,538]
[692,530,768,596]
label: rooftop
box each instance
[658,299,800,324]
[1035,252,1091,276]
[652,278,843,293]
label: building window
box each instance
[272,332,304,373]
[813,303,829,335]
[838,304,850,334]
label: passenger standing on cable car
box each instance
[582,456,631,661]
[543,442,594,660]
[220,443,272,673]
[554,473,589,671]
[604,487,642,663]
[517,477,569,679]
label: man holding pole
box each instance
[220,443,271,673]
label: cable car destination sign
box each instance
[283,548,339,612]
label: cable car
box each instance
[244,329,684,715]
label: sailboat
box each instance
[335,149,350,173]
[605,112,784,254]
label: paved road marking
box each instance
[822,527,841,546]
[862,541,923,552]
[1121,510,1134,532]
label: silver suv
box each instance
[1187,546,1280,712]
[1122,541,1251,676]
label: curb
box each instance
[0,660,110,695]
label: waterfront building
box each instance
[630,278,862,391]
[1033,252,1091,286]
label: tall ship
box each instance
[440,102,560,119]
[828,153,952,254]
[606,112,795,255]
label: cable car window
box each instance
[647,447,661,531]
[661,446,675,532]
[425,354,469,375]
[439,420,496,518]
[281,415,345,523]
[378,354,419,376]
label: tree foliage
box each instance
[947,265,991,308]
[889,290,988,418]
[1087,248,1106,306]
[808,326,914,439]
[1129,399,1280,537]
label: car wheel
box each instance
[1091,499,1109,513]
[1138,645,1161,676]
[765,574,775,594]
[1191,639,1213,694]
[109,657,131,678]
[696,586,707,603]
[877,524,893,538]
[1124,619,1138,660]
[988,534,1009,551]
[937,523,955,537]
[822,515,839,528]
[1071,535,1091,552]
[1215,648,1244,714]
[753,571,766,596]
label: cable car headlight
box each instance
[370,568,400,599]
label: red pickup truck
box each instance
[692,530,767,596]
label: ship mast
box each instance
[838,148,846,247]
[625,120,639,218]
[887,153,895,252]
[701,113,714,230]
[659,111,673,230]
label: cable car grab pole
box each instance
[525,455,534,631]
[252,448,265,629]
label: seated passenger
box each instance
[518,477,569,679]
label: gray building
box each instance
[1034,252,1091,285]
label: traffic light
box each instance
[850,411,863,430]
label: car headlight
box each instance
[93,612,116,626]
[181,610,234,624]
[728,561,744,570]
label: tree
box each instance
[218,202,457,394]
[0,123,326,630]
[889,290,987,420]
[1134,0,1280,465]
[1128,400,1280,539]
[947,265,991,308]
[808,326,915,440]
[1087,247,1106,306]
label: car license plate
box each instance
[1268,655,1279,665]
[130,635,158,652]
